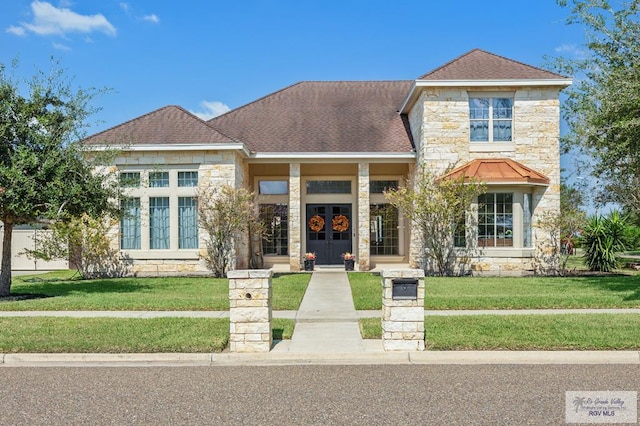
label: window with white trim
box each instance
[121,197,141,249]
[370,204,399,255]
[149,197,170,249]
[478,193,513,247]
[260,204,288,255]
[178,197,198,249]
[119,168,199,252]
[469,97,513,142]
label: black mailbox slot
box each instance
[392,278,418,300]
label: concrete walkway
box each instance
[278,268,371,353]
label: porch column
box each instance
[289,163,301,271]
[358,162,370,271]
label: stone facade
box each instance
[357,163,370,271]
[228,270,272,352]
[407,86,563,275]
[114,149,248,276]
[94,51,568,277]
[288,163,302,271]
[381,269,425,351]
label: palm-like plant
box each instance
[582,211,627,272]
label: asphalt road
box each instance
[0,364,638,425]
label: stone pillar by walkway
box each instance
[381,269,425,351]
[228,270,272,352]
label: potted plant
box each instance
[303,252,316,271]
[342,252,355,271]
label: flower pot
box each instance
[344,259,355,271]
[304,259,315,271]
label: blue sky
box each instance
[2,1,585,140]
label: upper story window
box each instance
[149,172,169,188]
[469,97,513,142]
[178,171,198,187]
[120,172,141,188]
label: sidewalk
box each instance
[2,269,640,366]
[274,268,373,353]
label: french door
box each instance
[306,204,352,265]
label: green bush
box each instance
[623,225,640,251]
[582,211,626,272]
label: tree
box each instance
[0,59,118,295]
[197,184,262,277]
[384,167,486,276]
[536,183,587,275]
[553,0,640,213]
[25,214,130,279]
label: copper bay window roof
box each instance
[442,158,550,185]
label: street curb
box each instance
[2,351,639,367]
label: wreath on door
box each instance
[332,215,349,232]
[308,215,325,232]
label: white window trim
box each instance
[468,91,515,144]
[119,167,199,255]
[461,188,535,256]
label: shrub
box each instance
[582,211,626,272]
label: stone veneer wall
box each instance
[114,149,246,276]
[381,269,425,351]
[288,163,302,271]
[407,87,563,275]
[228,269,272,352]
[357,163,370,271]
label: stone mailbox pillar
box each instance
[381,269,425,351]
[228,270,272,353]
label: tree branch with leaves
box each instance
[384,166,486,276]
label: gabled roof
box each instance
[84,105,236,146]
[418,49,566,81]
[208,81,415,153]
[443,158,550,185]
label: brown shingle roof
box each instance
[84,105,236,146]
[207,81,415,153]
[443,158,550,185]
[419,49,566,81]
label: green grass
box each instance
[360,314,640,350]
[4,271,310,311]
[348,272,382,310]
[0,317,296,353]
[349,273,640,310]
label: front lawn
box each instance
[0,317,296,353]
[360,314,640,350]
[3,271,310,311]
[349,273,640,310]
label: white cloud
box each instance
[6,25,26,36]
[119,2,131,13]
[7,1,116,37]
[190,101,231,120]
[143,14,159,24]
[555,43,588,60]
[52,41,71,51]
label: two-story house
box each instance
[84,49,571,276]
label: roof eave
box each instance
[248,151,416,163]
[400,78,573,114]
[85,143,251,157]
[485,179,550,187]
